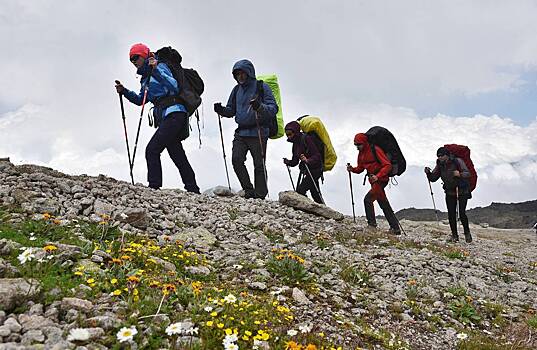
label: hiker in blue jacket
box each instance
[115,43,200,193]
[214,59,278,199]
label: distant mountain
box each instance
[396,200,537,229]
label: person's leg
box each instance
[372,182,400,234]
[161,113,200,193]
[308,168,323,204]
[232,135,254,197]
[248,137,268,199]
[296,170,308,196]
[445,194,459,241]
[145,120,171,189]
[458,196,472,242]
[363,191,377,227]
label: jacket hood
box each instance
[285,121,302,142]
[232,59,256,80]
[354,133,368,145]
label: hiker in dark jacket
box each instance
[283,121,323,203]
[214,59,278,199]
[115,43,200,193]
[347,133,401,235]
[425,147,472,242]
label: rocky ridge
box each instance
[0,158,536,349]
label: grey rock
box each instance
[93,199,114,216]
[249,282,267,290]
[118,208,151,229]
[3,318,22,333]
[279,191,344,221]
[292,287,312,305]
[21,329,45,344]
[61,297,93,313]
[19,314,55,331]
[185,265,211,275]
[85,316,121,330]
[164,227,217,248]
[0,325,11,337]
[0,278,40,312]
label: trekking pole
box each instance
[254,111,269,195]
[131,68,153,173]
[216,113,231,191]
[115,81,134,185]
[347,163,356,223]
[286,165,295,191]
[303,162,325,205]
[427,177,439,225]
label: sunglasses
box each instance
[355,143,363,148]
[130,55,140,63]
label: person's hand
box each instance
[250,97,261,111]
[283,158,290,165]
[148,57,158,68]
[214,102,224,114]
[299,154,307,162]
[369,174,379,183]
[115,80,125,94]
[453,170,460,177]
[424,167,431,174]
[346,164,353,172]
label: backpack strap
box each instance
[370,143,381,164]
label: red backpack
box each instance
[444,144,477,192]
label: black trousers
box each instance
[446,194,470,236]
[232,135,268,199]
[145,112,200,193]
[296,166,323,204]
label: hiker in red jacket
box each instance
[425,147,472,243]
[347,133,401,234]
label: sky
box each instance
[1,0,537,217]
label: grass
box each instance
[339,262,371,288]
[266,249,311,285]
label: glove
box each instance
[283,158,291,165]
[214,102,225,114]
[424,167,431,174]
[249,97,261,111]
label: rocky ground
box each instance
[0,158,536,350]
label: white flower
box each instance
[185,327,198,335]
[223,333,238,345]
[204,306,213,312]
[18,248,36,264]
[456,332,468,340]
[120,213,128,219]
[224,344,239,350]
[287,329,298,336]
[67,328,90,342]
[232,264,243,270]
[298,324,312,333]
[117,326,137,343]
[165,322,183,336]
[223,294,237,304]
[253,340,263,349]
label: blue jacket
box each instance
[123,60,186,120]
[219,60,278,138]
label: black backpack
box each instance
[153,46,204,141]
[231,81,278,138]
[365,126,406,176]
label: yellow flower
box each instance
[217,323,224,329]
[127,276,140,283]
[225,328,233,335]
[74,271,83,276]
[285,341,300,350]
[112,289,122,296]
[210,311,218,317]
[86,278,95,284]
[206,321,214,327]
[133,288,139,296]
[43,245,58,252]
[111,278,118,284]
[43,213,51,220]
[306,345,318,350]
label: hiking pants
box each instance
[232,134,268,199]
[446,194,470,236]
[363,181,399,230]
[145,112,200,193]
[296,166,323,204]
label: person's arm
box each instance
[374,146,393,179]
[455,158,471,178]
[151,63,179,94]
[426,164,441,182]
[219,86,238,118]
[304,135,321,166]
[123,85,145,106]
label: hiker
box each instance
[347,133,401,235]
[283,121,323,203]
[115,43,200,193]
[425,147,472,242]
[533,222,537,235]
[213,59,278,199]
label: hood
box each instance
[354,133,368,145]
[232,59,256,81]
[285,121,302,142]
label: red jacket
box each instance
[350,133,392,182]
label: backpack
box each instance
[444,144,478,192]
[257,74,284,139]
[153,46,204,142]
[364,126,406,176]
[301,132,325,170]
[297,115,337,171]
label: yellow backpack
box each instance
[297,115,337,171]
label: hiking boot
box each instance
[389,228,401,236]
[447,234,459,243]
[244,191,256,199]
[464,233,473,243]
